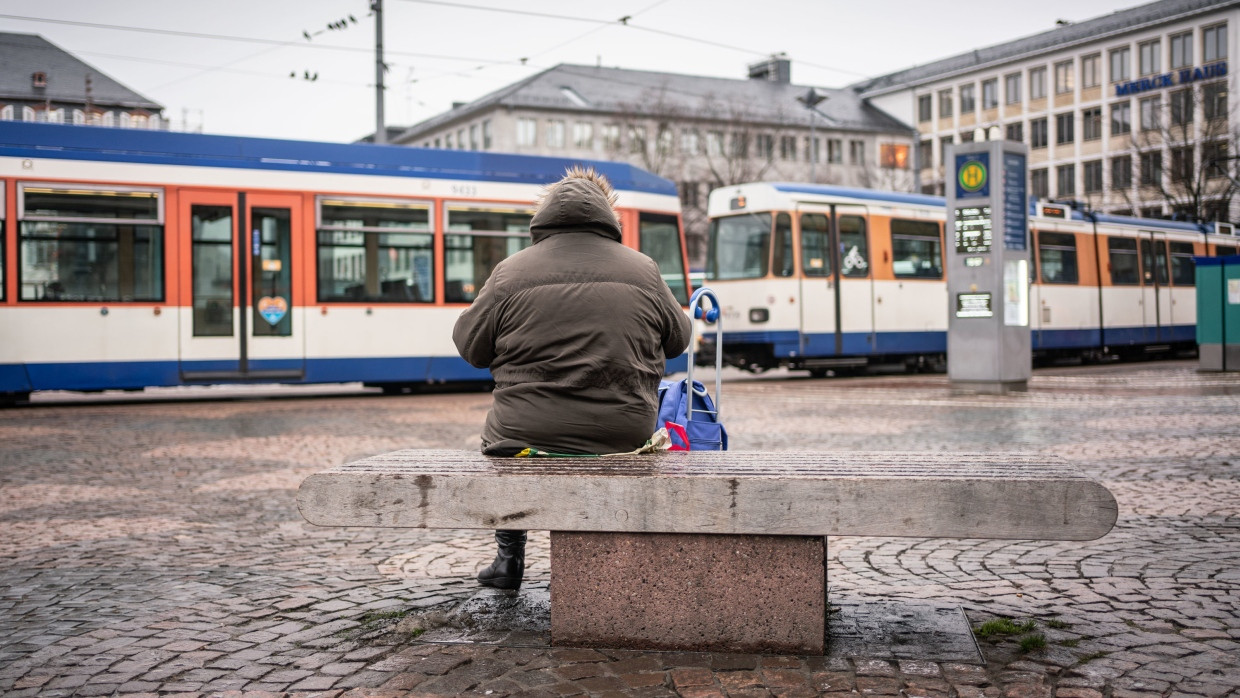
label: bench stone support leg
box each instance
[550,531,828,655]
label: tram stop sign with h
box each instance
[945,141,1031,392]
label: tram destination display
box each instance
[954,206,993,254]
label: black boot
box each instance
[477,529,526,590]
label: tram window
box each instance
[890,219,943,279]
[252,208,293,337]
[1217,245,1238,256]
[1108,237,1140,285]
[772,213,793,278]
[800,212,830,277]
[1037,232,1079,284]
[23,187,159,220]
[18,185,164,302]
[639,212,689,303]
[444,205,533,302]
[317,199,434,303]
[1169,241,1196,285]
[191,205,234,336]
[1140,238,1169,285]
[839,215,869,277]
[706,212,771,281]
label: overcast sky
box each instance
[5,0,1139,143]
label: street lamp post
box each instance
[798,87,828,183]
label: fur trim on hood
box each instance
[529,166,622,242]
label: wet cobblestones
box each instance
[1,361,1238,696]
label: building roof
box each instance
[396,63,912,142]
[854,0,1240,96]
[0,32,163,110]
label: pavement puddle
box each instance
[412,587,983,664]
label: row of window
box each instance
[920,80,1227,160]
[1,185,688,318]
[706,209,1231,289]
[0,104,162,128]
[1024,143,1229,199]
[921,82,1228,166]
[424,119,494,150]
[1034,231,1216,286]
[506,118,910,167]
[917,23,1228,121]
[708,213,943,281]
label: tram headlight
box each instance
[748,308,769,323]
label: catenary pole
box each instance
[373,0,386,143]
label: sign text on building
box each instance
[1115,61,1227,97]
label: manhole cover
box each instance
[827,599,983,664]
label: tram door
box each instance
[178,191,306,381]
[1139,232,1171,343]
[795,203,873,358]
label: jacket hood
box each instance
[529,176,622,243]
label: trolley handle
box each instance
[686,287,722,422]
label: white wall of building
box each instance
[879,5,1239,222]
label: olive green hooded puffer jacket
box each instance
[452,169,691,455]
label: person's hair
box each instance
[536,165,619,216]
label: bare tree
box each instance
[603,87,800,265]
[598,85,918,265]
[1119,80,1238,222]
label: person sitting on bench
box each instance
[452,166,691,590]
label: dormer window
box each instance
[32,72,47,88]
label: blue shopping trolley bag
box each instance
[656,287,728,451]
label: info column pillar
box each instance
[944,140,1031,393]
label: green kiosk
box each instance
[1195,255,1240,371]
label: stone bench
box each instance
[296,449,1117,655]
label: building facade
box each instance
[392,60,917,264]
[857,0,1240,223]
[0,33,164,129]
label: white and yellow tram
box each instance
[702,182,1236,375]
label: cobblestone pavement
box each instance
[1,361,1238,697]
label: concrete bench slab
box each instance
[297,449,1118,541]
[297,449,1117,654]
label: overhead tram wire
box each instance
[9,4,862,124]
[148,41,300,93]
[9,6,861,91]
[393,0,869,80]
[385,0,670,100]
[519,0,670,63]
[0,14,309,48]
[0,13,523,66]
[6,7,863,82]
[392,0,605,24]
[76,51,366,87]
[3,11,533,117]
